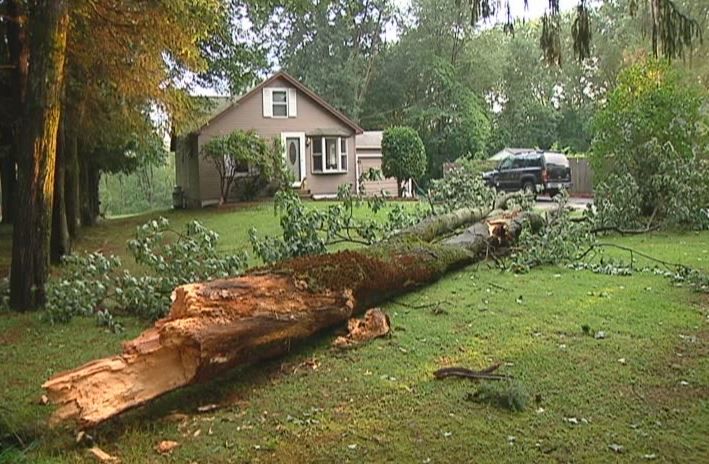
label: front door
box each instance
[281,132,306,187]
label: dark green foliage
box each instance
[468,380,529,412]
[591,60,708,228]
[273,0,393,120]
[201,130,287,204]
[44,218,247,327]
[381,127,426,196]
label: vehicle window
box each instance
[544,153,570,167]
[527,155,542,167]
[512,157,526,168]
[499,157,513,170]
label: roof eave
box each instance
[195,71,364,136]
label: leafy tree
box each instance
[591,59,708,226]
[201,130,284,205]
[273,0,393,120]
[361,0,491,177]
[0,0,274,309]
[381,127,426,196]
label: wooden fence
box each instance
[568,158,593,195]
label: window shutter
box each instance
[288,88,297,117]
[262,88,272,118]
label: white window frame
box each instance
[224,155,251,177]
[271,88,289,118]
[311,136,349,174]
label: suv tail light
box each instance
[542,169,549,183]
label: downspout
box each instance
[354,141,360,195]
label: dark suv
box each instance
[482,151,572,197]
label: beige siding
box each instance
[197,76,357,203]
[358,157,398,196]
[175,135,201,207]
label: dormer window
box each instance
[262,87,297,118]
[272,90,288,117]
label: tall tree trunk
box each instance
[0,145,17,224]
[79,155,100,226]
[1,0,29,225]
[64,130,80,238]
[9,1,70,310]
[51,114,70,264]
[88,164,101,222]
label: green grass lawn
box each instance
[1,203,707,463]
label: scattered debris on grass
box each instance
[433,363,510,381]
[88,446,120,463]
[608,443,624,453]
[332,308,390,349]
[196,404,219,413]
[155,440,179,455]
[564,417,590,425]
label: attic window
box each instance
[272,90,288,117]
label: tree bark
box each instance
[42,198,541,428]
[0,147,17,224]
[9,0,70,310]
[51,113,70,263]
[79,155,100,226]
[1,0,29,225]
[64,130,80,238]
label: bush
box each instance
[589,141,709,230]
[381,127,426,197]
[591,60,708,228]
[201,130,287,204]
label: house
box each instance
[173,71,395,207]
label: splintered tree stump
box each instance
[43,200,539,428]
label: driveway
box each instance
[535,196,592,212]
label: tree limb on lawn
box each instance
[42,195,541,428]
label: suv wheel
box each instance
[547,188,560,198]
[522,181,536,199]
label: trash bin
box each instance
[172,186,184,209]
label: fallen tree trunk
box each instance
[43,197,540,428]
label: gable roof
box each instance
[196,71,363,135]
[174,96,234,137]
[356,131,383,149]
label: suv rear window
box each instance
[521,154,542,167]
[543,153,569,167]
